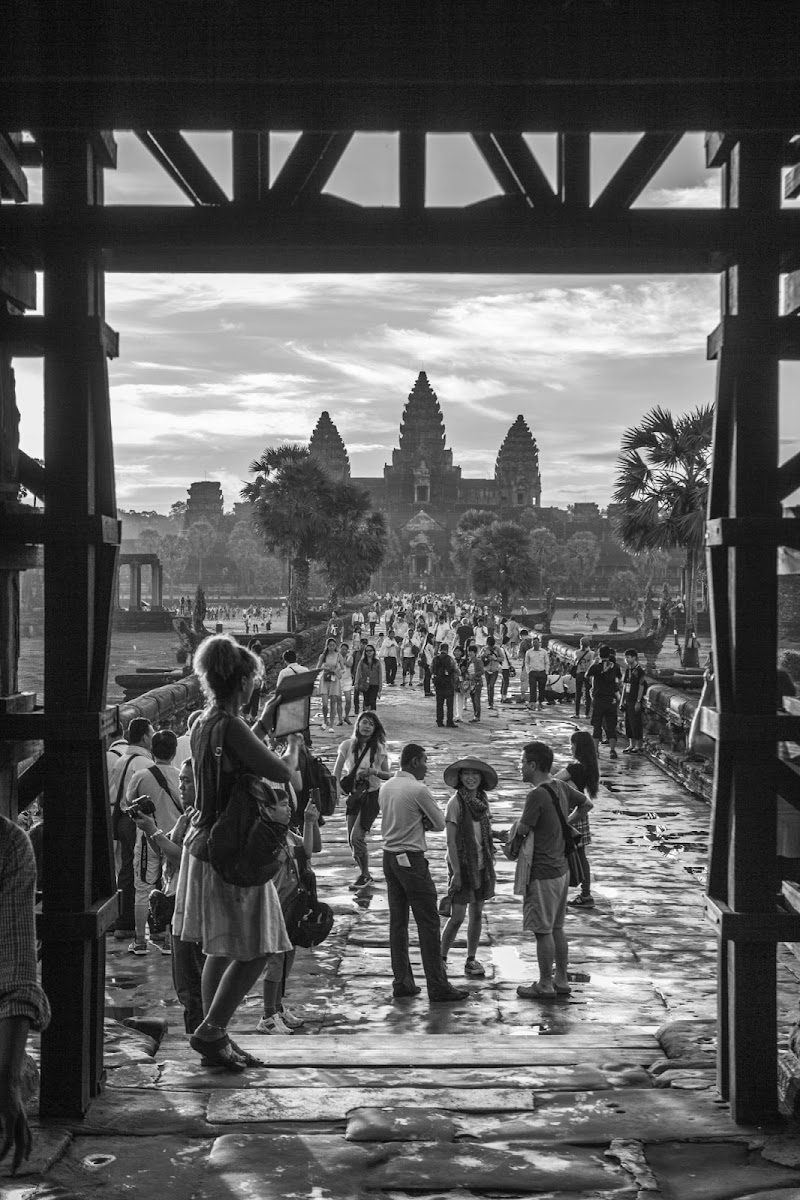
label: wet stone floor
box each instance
[11,678,800,1199]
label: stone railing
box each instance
[115,622,332,734]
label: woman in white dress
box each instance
[173,634,302,1071]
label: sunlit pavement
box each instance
[18,667,800,1198]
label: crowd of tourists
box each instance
[93,587,657,1073]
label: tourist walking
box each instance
[465,644,485,722]
[513,741,592,1000]
[481,636,503,710]
[334,712,391,889]
[432,642,457,728]
[440,756,498,978]
[355,644,383,711]
[555,731,598,908]
[379,743,470,1003]
[126,729,183,955]
[517,628,532,703]
[498,639,515,702]
[379,630,400,686]
[316,637,346,729]
[339,642,354,724]
[621,648,648,753]
[400,633,417,686]
[572,637,593,718]
[368,607,378,636]
[586,646,622,759]
[172,634,303,1071]
[109,717,155,940]
[524,634,549,711]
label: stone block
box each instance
[346,1106,458,1141]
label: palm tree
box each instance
[468,520,539,614]
[613,404,713,666]
[242,445,334,628]
[316,482,387,607]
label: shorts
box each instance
[592,701,619,741]
[522,873,569,935]
[625,703,643,741]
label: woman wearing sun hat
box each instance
[440,756,498,978]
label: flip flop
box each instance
[516,982,559,1000]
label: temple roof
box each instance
[396,371,448,465]
[309,410,350,481]
[494,414,540,479]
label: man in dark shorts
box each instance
[514,741,592,999]
[586,644,622,759]
[621,648,648,754]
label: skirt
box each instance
[172,846,291,961]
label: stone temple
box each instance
[308,371,541,582]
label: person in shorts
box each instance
[440,756,498,978]
[514,741,591,1000]
[586,645,622,759]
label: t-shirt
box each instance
[272,829,304,906]
[621,663,647,705]
[445,793,484,869]
[524,647,549,674]
[520,779,572,880]
[586,660,622,704]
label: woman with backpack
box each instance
[440,756,498,978]
[333,711,391,889]
[172,634,303,1071]
[554,730,598,908]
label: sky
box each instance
[12,132,800,512]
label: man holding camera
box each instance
[125,730,182,955]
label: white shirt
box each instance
[524,647,549,673]
[276,662,310,687]
[379,771,445,853]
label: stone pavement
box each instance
[8,679,800,1198]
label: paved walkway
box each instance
[10,677,800,1199]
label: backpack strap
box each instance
[148,765,183,813]
[541,782,575,855]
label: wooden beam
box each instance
[8,204,800,274]
[399,132,425,211]
[0,250,35,310]
[0,314,119,359]
[705,131,739,167]
[491,135,557,209]
[593,133,683,211]
[558,133,590,207]
[269,132,353,203]
[232,131,269,202]
[134,130,229,205]
[0,132,28,202]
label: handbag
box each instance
[323,669,337,683]
[459,678,472,695]
[339,744,371,796]
[542,783,584,888]
[283,848,335,947]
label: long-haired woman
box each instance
[333,710,390,889]
[555,729,598,908]
[316,637,345,729]
[172,634,302,1070]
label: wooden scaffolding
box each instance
[1,0,800,1125]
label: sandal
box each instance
[190,1032,247,1072]
[227,1039,265,1067]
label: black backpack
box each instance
[304,753,338,817]
[282,847,335,948]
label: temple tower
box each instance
[494,415,542,508]
[309,410,351,481]
[385,371,460,507]
[185,480,224,527]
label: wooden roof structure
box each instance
[2,1,800,1127]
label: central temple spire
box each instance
[395,371,448,466]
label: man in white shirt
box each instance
[524,636,550,710]
[276,649,310,688]
[379,744,469,1004]
[109,718,154,938]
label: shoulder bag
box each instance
[541,782,584,888]
[339,743,371,796]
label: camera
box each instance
[126,796,156,819]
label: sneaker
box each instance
[154,939,172,955]
[336,720,344,726]
[609,749,618,759]
[128,941,148,956]
[568,894,595,907]
[256,1013,293,1035]
[464,957,486,977]
[343,717,352,724]
[279,1005,305,1029]
[349,874,375,890]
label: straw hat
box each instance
[443,756,498,791]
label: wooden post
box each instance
[707,132,784,1124]
[38,132,119,1118]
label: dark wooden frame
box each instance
[1,13,799,1120]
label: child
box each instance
[257,790,321,1034]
